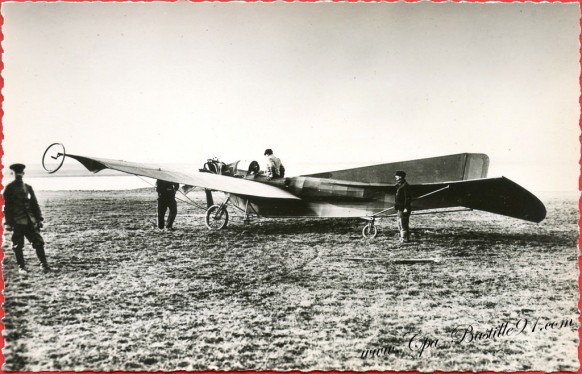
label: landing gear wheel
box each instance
[205,205,229,230]
[362,223,378,239]
[42,143,66,174]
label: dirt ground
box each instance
[2,189,579,372]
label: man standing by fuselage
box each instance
[156,179,179,231]
[394,170,411,243]
[3,163,51,273]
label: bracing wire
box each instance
[134,175,208,212]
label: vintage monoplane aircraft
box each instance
[42,143,546,238]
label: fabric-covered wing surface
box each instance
[408,177,546,223]
[65,154,300,200]
[305,153,489,184]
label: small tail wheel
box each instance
[42,143,66,174]
[362,222,378,239]
[205,205,229,230]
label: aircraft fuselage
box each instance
[230,175,395,218]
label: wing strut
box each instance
[205,189,214,209]
[367,185,452,219]
[413,185,450,200]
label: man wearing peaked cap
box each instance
[3,163,51,273]
[9,163,26,173]
[394,170,411,243]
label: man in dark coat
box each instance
[3,163,50,273]
[156,179,179,230]
[394,170,412,242]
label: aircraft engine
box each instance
[202,158,226,175]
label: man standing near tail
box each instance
[3,163,51,273]
[394,170,411,243]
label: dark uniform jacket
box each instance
[156,180,179,198]
[394,180,411,212]
[3,180,43,226]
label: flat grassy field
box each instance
[2,189,579,371]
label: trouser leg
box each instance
[157,199,167,229]
[397,211,410,241]
[13,248,26,269]
[397,211,403,239]
[34,246,48,266]
[166,199,177,228]
[24,225,48,267]
[11,227,27,269]
[402,215,410,241]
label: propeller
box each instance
[42,143,66,174]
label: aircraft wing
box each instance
[63,154,300,200]
[305,153,489,184]
[326,177,545,223]
[407,177,546,223]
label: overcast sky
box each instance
[1,2,580,192]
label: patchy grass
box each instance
[2,189,579,371]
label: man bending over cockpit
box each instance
[263,148,285,179]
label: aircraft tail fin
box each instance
[304,153,489,184]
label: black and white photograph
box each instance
[1,2,579,371]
